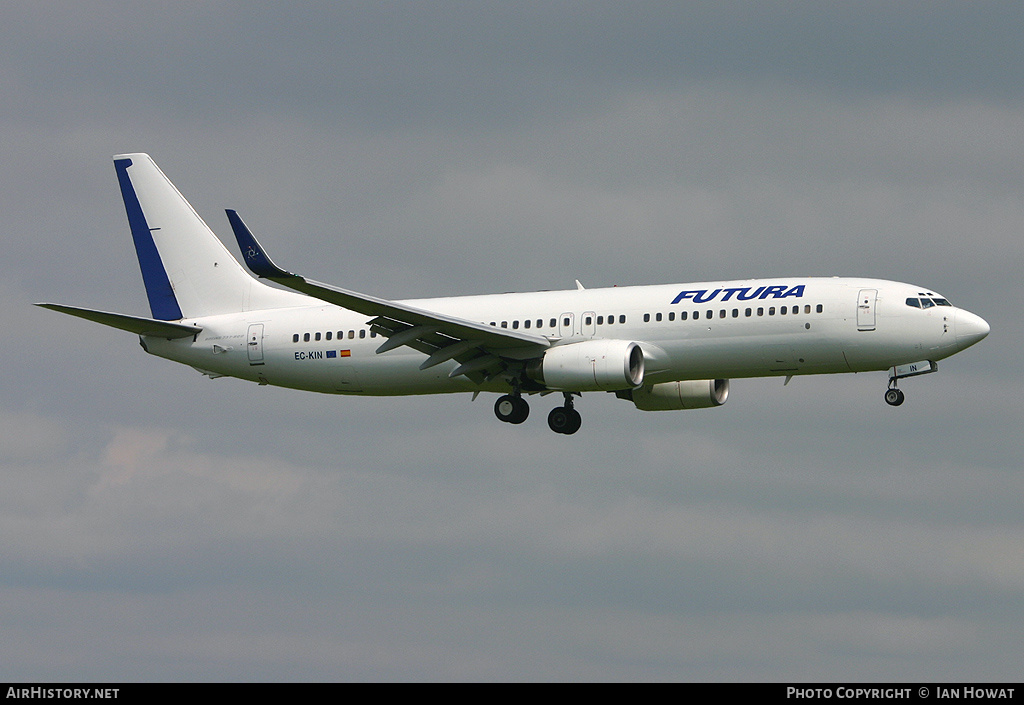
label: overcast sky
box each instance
[2,1,1021,681]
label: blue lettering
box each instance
[671,290,703,305]
[673,284,802,305]
[693,289,722,303]
[736,286,766,300]
[759,285,788,299]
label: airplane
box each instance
[37,153,990,435]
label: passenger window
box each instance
[501,321,508,328]
[719,310,726,319]
[804,305,811,314]
[512,320,519,329]
[732,309,739,318]
[292,334,299,343]
[745,308,752,317]
[549,318,557,328]
[706,310,713,319]
[537,319,543,328]
[303,333,310,342]
[668,312,675,321]
[816,304,823,313]
[619,316,625,324]
[644,314,650,323]
[326,331,332,340]
[757,308,764,316]
[655,313,662,322]
[607,315,614,325]
[524,319,531,329]
[563,317,571,327]
[681,311,688,321]
[359,330,366,338]
[769,307,776,315]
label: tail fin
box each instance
[114,153,303,319]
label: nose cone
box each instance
[955,309,990,350]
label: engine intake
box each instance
[620,379,730,411]
[527,339,644,392]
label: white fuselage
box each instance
[39,154,992,435]
[141,276,986,397]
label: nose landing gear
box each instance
[884,360,939,406]
[885,371,905,407]
[884,386,905,406]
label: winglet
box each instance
[226,209,291,279]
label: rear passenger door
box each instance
[247,323,265,365]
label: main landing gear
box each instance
[547,394,582,435]
[494,393,530,424]
[493,392,582,434]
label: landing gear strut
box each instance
[547,394,582,435]
[494,394,530,424]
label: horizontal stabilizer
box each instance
[35,303,201,339]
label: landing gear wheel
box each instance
[548,406,582,434]
[564,408,582,434]
[494,394,529,424]
[884,388,905,406]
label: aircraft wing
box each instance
[35,303,201,338]
[226,210,550,381]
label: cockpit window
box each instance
[907,296,953,309]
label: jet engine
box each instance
[527,339,644,392]
[619,379,730,411]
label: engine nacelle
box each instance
[527,339,644,392]
[620,379,730,411]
